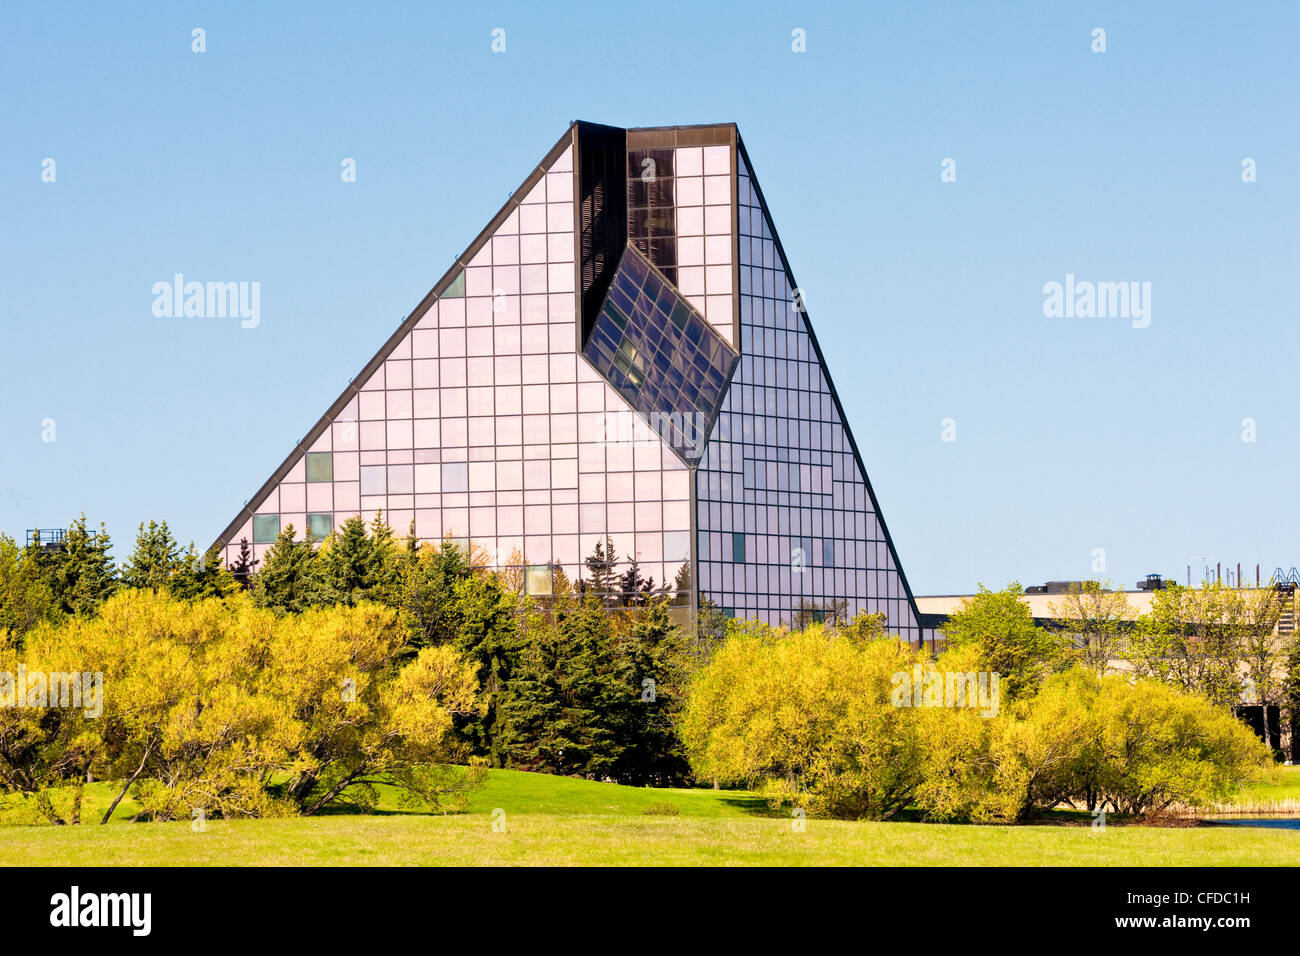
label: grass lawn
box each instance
[0,769,1298,865]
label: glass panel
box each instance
[307,513,332,541]
[732,531,745,563]
[253,514,280,544]
[305,452,333,482]
[580,245,738,465]
[444,270,466,298]
[525,564,553,596]
[442,461,469,493]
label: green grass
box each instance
[0,769,1296,865]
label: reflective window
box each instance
[444,270,466,298]
[442,462,469,493]
[525,564,553,596]
[253,514,280,544]
[581,245,737,464]
[307,513,332,541]
[305,452,333,483]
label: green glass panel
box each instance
[307,513,332,541]
[305,452,333,483]
[253,514,280,544]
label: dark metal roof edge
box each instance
[734,132,929,637]
[211,122,580,553]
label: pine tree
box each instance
[403,538,472,647]
[171,543,240,600]
[582,536,618,607]
[449,572,521,763]
[618,558,654,608]
[120,520,182,592]
[0,534,57,638]
[615,598,692,785]
[499,594,631,778]
[314,514,402,606]
[39,515,117,615]
[252,525,319,613]
[229,538,258,588]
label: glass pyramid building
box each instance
[214,122,932,644]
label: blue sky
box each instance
[1,0,1296,594]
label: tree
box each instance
[37,515,117,616]
[1130,582,1247,709]
[941,583,1068,703]
[498,595,632,779]
[1238,585,1289,753]
[0,534,57,640]
[228,538,258,588]
[314,514,402,607]
[581,537,618,607]
[252,526,319,613]
[614,598,692,785]
[402,538,472,648]
[170,543,240,601]
[1047,581,1132,673]
[681,622,930,820]
[119,520,182,592]
[617,558,654,608]
[448,572,521,763]
[0,590,487,823]
[268,601,484,815]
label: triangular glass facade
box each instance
[214,122,930,640]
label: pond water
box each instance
[1203,817,1300,830]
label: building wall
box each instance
[693,150,925,641]
[222,139,692,602]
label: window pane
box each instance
[307,513,332,541]
[305,452,333,482]
[360,465,387,496]
[442,461,469,493]
[732,532,745,563]
[525,564,553,596]
[253,514,280,544]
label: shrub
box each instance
[680,622,930,820]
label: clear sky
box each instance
[1,0,1296,595]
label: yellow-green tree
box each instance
[681,622,929,820]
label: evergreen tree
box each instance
[252,526,319,613]
[402,539,472,647]
[615,598,692,785]
[618,558,654,608]
[120,520,182,592]
[315,514,402,606]
[170,543,240,600]
[39,515,117,615]
[229,538,258,588]
[449,572,521,763]
[581,536,618,608]
[499,594,632,778]
[0,534,57,639]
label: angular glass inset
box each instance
[581,245,738,465]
